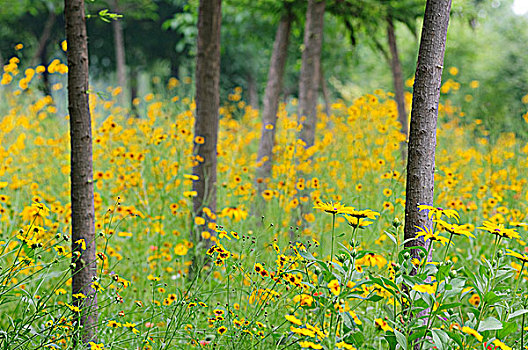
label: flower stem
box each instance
[522,312,526,350]
[442,232,454,262]
[513,261,526,299]
[330,213,336,263]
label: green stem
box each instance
[330,213,336,263]
[418,240,434,276]
[475,236,502,341]
[442,232,454,262]
[522,312,525,350]
[513,260,526,299]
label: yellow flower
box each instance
[478,220,519,239]
[355,253,387,269]
[298,341,323,349]
[123,322,140,334]
[374,318,393,332]
[461,326,482,342]
[194,216,205,226]
[346,209,380,220]
[415,225,450,246]
[336,341,357,349]
[290,326,315,337]
[492,339,512,350]
[293,294,314,307]
[31,201,50,216]
[434,219,475,238]
[505,249,528,263]
[174,243,188,256]
[412,283,437,294]
[88,342,105,350]
[313,201,354,214]
[345,215,374,228]
[327,279,341,296]
[468,294,480,307]
[285,314,302,326]
[73,293,86,299]
[66,303,81,313]
[91,281,105,292]
[107,320,122,328]
[75,238,86,250]
[418,204,459,222]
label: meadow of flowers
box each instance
[1,56,528,350]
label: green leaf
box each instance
[507,309,528,320]
[394,329,407,350]
[436,302,462,313]
[298,249,316,261]
[497,321,517,338]
[431,329,448,350]
[364,294,383,302]
[384,333,397,350]
[329,261,346,275]
[483,291,501,305]
[477,316,503,332]
[445,330,463,348]
[349,331,364,347]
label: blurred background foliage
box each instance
[1,0,527,137]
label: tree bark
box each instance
[298,0,325,148]
[387,16,408,161]
[255,12,292,195]
[65,0,98,344]
[192,0,221,249]
[112,0,127,107]
[404,0,451,259]
[247,73,259,109]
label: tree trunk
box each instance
[192,0,221,251]
[65,0,98,344]
[404,0,451,260]
[112,1,127,107]
[387,16,408,161]
[40,44,52,97]
[255,12,292,196]
[130,67,138,117]
[298,0,325,148]
[247,73,259,109]
[31,10,56,66]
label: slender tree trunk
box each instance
[387,16,408,161]
[112,1,127,107]
[40,44,52,97]
[31,10,56,66]
[298,0,325,148]
[319,64,330,116]
[65,0,98,344]
[192,0,221,252]
[130,67,138,116]
[247,73,259,109]
[255,12,292,197]
[404,0,451,261]
[170,61,180,78]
